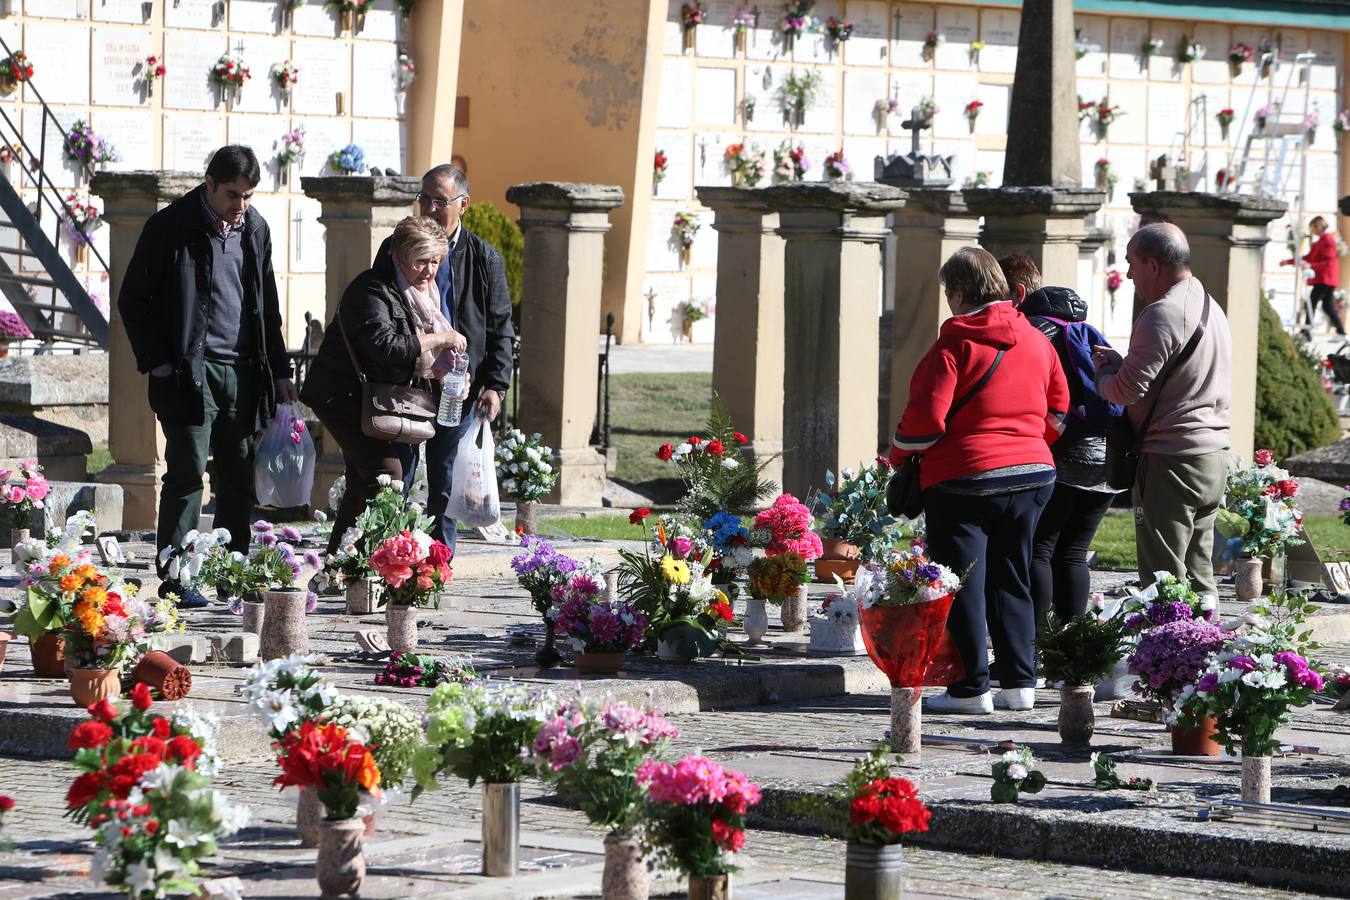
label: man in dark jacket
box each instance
[374,164,514,549]
[119,145,295,605]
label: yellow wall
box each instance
[453,0,665,343]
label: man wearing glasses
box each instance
[375,164,515,549]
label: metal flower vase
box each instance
[844,842,903,900]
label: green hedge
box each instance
[461,201,523,306]
[1255,297,1340,459]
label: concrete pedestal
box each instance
[963,187,1106,292]
[696,186,785,489]
[761,183,907,496]
[885,189,980,436]
[89,171,201,530]
[1130,191,1287,462]
[506,182,625,507]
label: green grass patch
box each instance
[1090,510,1137,569]
[1305,515,1350,563]
[532,514,641,541]
[87,442,113,480]
[610,372,711,483]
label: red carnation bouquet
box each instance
[791,744,930,845]
[638,754,761,877]
[653,398,776,519]
[274,720,382,820]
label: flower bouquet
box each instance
[638,754,761,895]
[681,1,705,49]
[1255,104,1271,132]
[156,526,232,603]
[1217,107,1235,140]
[375,651,478,688]
[615,517,731,659]
[323,478,432,608]
[9,544,100,674]
[823,148,850,182]
[495,428,556,534]
[916,96,938,127]
[550,572,647,673]
[812,461,900,574]
[275,126,305,184]
[964,99,983,130]
[1218,449,1304,598]
[65,120,120,172]
[63,577,179,675]
[922,30,941,61]
[1127,614,1230,754]
[329,695,424,791]
[723,141,767,187]
[1141,36,1165,59]
[511,534,601,666]
[65,687,245,899]
[138,55,165,96]
[0,49,32,94]
[780,69,821,129]
[239,654,339,740]
[329,143,366,175]
[772,142,810,182]
[1229,41,1254,74]
[209,54,249,108]
[1094,157,1117,193]
[1086,98,1123,139]
[653,149,668,193]
[0,459,47,534]
[1178,35,1206,63]
[672,210,699,265]
[701,510,753,580]
[1036,609,1130,742]
[1122,570,1215,632]
[270,60,300,99]
[780,0,815,48]
[658,399,776,519]
[991,746,1045,803]
[745,551,807,639]
[824,16,853,44]
[754,493,822,560]
[533,696,679,891]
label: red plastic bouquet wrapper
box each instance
[859,593,964,696]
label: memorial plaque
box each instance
[293,118,348,176]
[746,19,786,62]
[25,23,89,105]
[1108,18,1147,80]
[663,0,683,56]
[1309,30,1342,92]
[892,2,933,67]
[1146,21,1184,82]
[162,112,224,173]
[890,70,931,118]
[974,148,1004,186]
[645,206,682,274]
[1307,154,1339,198]
[230,0,285,34]
[1073,15,1109,80]
[694,0,736,60]
[844,1,889,68]
[977,8,1019,75]
[92,110,154,171]
[233,34,292,114]
[657,56,693,130]
[1105,145,1147,204]
[742,63,780,133]
[935,5,978,71]
[292,0,338,38]
[228,114,283,191]
[92,28,151,107]
[94,0,151,24]
[694,132,734,187]
[654,131,691,201]
[27,107,82,190]
[351,119,404,173]
[694,66,736,126]
[643,274,690,342]
[1106,81,1146,145]
[164,30,225,111]
[933,72,977,140]
[973,82,1010,137]
[292,39,350,116]
[799,66,837,134]
[352,41,400,118]
[841,136,886,178]
[249,195,288,272]
[35,0,83,18]
[165,0,222,30]
[800,138,836,181]
[1192,23,1229,85]
[1147,83,1187,147]
[288,196,323,272]
[353,0,398,43]
[690,214,716,268]
[792,0,837,65]
[843,69,887,136]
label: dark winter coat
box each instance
[118,185,291,431]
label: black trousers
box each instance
[1030,483,1116,623]
[1312,284,1345,336]
[924,482,1053,698]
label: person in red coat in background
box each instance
[889,247,1069,715]
[1283,215,1344,336]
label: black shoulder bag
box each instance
[886,349,1006,519]
[1103,291,1210,491]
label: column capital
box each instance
[505,181,625,213]
[902,187,973,218]
[300,175,421,207]
[696,186,780,235]
[1129,190,1288,228]
[90,171,200,206]
[963,186,1105,220]
[760,181,907,215]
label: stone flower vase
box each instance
[385,603,419,654]
[515,499,539,535]
[345,578,382,615]
[482,782,520,877]
[299,787,376,848]
[31,632,66,677]
[132,650,192,700]
[68,667,121,707]
[259,587,308,660]
[743,596,769,644]
[889,686,922,755]
[242,594,266,635]
[7,526,28,549]
[315,817,365,898]
[688,873,730,900]
[1242,755,1272,803]
[602,830,649,900]
[1234,558,1264,602]
[1057,684,1096,744]
[844,841,904,900]
[779,585,809,632]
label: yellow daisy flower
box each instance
[660,555,691,585]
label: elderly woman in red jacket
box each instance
[1283,216,1343,336]
[889,247,1069,715]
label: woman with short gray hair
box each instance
[300,215,467,553]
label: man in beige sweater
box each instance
[1091,224,1232,596]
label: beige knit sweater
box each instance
[1096,276,1232,457]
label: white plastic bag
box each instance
[254,402,316,508]
[448,415,501,528]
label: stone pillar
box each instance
[1003,0,1083,189]
[695,186,784,489]
[1130,191,1288,461]
[964,188,1106,290]
[90,171,200,530]
[299,176,420,322]
[506,182,625,506]
[760,183,907,496]
[405,0,465,174]
[886,189,980,434]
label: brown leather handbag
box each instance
[337,308,437,445]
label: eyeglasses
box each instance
[416,192,462,212]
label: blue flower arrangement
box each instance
[328,143,366,175]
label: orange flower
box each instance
[80,585,109,608]
[73,565,98,581]
[48,554,72,575]
[73,602,104,636]
[355,750,381,792]
[60,574,83,593]
[725,142,744,159]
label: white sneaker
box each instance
[926,691,994,715]
[994,688,1035,710]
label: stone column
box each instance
[89,171,200,530]
[886,189,980,434]
[1003,0,1083,189]
[506,182,625,506]
[695,186,784,489]
[964,187,1106,291]
[405,0,465,174]
[1130,191,1288,461]
[760,183,907,496]
[299,176,420,321]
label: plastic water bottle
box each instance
[437,353,470,427]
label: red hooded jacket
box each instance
[889,301,1069,490]
[1303,232,1340,287]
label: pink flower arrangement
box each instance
[638,754,761,875]
[0,459,47,526]
[370,528,452,607]
[754,493,823,560]
[548,573,648,653]
[1106,269,1123,293]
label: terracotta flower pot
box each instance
[385,603,419,654]
[0,630,10,671]
[819,538,861,560]
[515,499,539,535]
[688,874,730,900]
[132,650,192,700]
[1171,715,1222,756]
[814,557,861,584]
[68,667,121,707]
[575,651,624,675]
[779,585,808,632]
[32,633,66,677]
[1057,684,1096,744]
[315,817,365,898]
[259,588,308,660]
[602,831,649,900]
[1234,558,1264,602]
